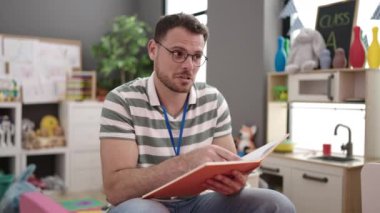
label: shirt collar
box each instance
[147,71,197,106]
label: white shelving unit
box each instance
[0,102,22,177]
[0,101,103,193]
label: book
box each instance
[142,134,289,199]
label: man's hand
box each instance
[179,144,241,171]
[202,170,250,195]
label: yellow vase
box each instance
[368,26,380,68]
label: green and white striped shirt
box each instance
[99,72,232,168]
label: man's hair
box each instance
[154,13,209,42]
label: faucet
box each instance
[334,124,353,159]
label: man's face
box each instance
[148,27,205,93]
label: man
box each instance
[100,13,295,213]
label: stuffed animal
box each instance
[235,125,257,156]
[285,28,326,73]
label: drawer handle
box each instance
[302,173,328,183]
[260,166,280,173]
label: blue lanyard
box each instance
[161,95,189,156]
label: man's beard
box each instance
[156,69,193,93]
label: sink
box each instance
[310,155,357,162]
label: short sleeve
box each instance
[99,90,136,140]
[213,91,232,138]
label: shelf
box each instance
[0,102,22,108]
[267,73,288,102]
[0,147,20,156]
[25,154,66,180]
[0,156,17,174]
[23,147,68,156]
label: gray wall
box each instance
[0,0,162,70]
[208,0,281,145]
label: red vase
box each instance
[349,26,366,68]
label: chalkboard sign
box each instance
[315,1,357,66]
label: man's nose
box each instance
[181,55,195,69]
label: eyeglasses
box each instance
[155,40,208,67]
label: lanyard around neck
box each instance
[161,95,189,156]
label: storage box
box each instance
[0,174,14,200]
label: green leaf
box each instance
[92,15,153,87]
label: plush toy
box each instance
[235,125,257,156]
[285,28,326,73]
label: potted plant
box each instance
[92,15,152,95]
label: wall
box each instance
[208,0,281,145]
[0,0,144,70]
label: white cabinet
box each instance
[291,168,342,213]
[260,157,292,196]
[69,150,102,192]
[261,154,362,213]
[60,101,102,150]
[1,101,104,193]
[60,101,103,192]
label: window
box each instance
[164,0,208,82]
[290,102,365,156]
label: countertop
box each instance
[267,149,364,169]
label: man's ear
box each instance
[147,39,157,60]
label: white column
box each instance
[365,69,380,161]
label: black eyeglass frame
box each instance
[155,40,208,67]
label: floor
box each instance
[49,190,106,202]
[47,189,109,211]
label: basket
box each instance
[0,174,14,201]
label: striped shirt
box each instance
[99,72,232,168]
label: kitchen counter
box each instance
[268,148,364,169]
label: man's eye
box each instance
[193,54,202,60]
[173,50,186,58]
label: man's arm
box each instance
[212,134,237,153]
[101,137,240,205]
[100,138,189,205]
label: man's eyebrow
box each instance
[168,44,203,54]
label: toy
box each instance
[332,48,347,68]
[22,116,65,150]
[285,28,326,73]
[0,78,19,102]
[235,125,257,156]
[0,116,15,147]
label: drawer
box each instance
[291,168,342,213]
[71,151,101,170]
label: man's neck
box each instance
[154,77,189,118]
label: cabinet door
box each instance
[288,73,338,102]
[291,168,342,213]
[260,159,292,199]
[68,103,103,149]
